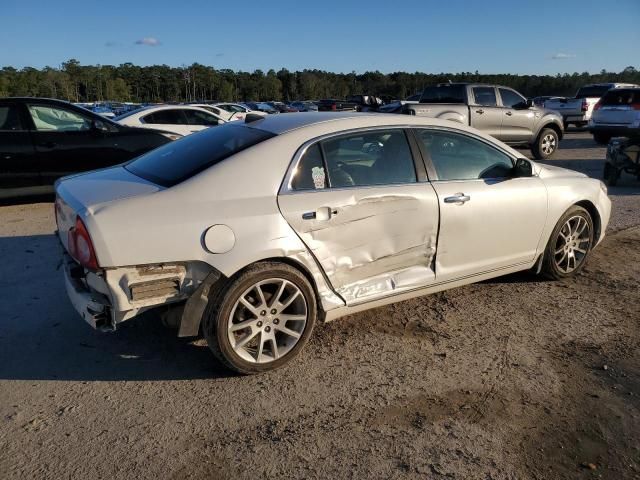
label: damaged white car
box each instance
[55,112,611,374]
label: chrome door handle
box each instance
[444,194,470,204]
[505,111,513,116]
[302,206,335,221]
[476,109,484,114]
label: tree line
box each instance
[1,59,638,103]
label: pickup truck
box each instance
[545,83,639,129]
[404,83,564,159]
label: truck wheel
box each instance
[532,128,559,159]
[202,262,317,374]
[593,133,611,145]
[541,206,594,280]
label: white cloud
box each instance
[135,37,160,46]
[551,52,576,60]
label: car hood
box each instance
[536,163,587,179]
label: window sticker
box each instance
[311,166,326,189]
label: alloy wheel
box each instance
[541,133,557,156]
[553,215,591,273]
[227,278,308,364]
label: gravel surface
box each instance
[1,131,639,479]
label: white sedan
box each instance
[115,105,226,136]
[55,113,611,374]
[191,103,267,122]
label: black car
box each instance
[0,97,178,199]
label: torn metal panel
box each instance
[102,261,214,323]
[278,184,440,305]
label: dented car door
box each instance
[278,129,439,305]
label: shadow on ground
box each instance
[0,234,229,381]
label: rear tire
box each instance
[532,128,559,160]
[202,262,317,374]
[541,206,594,280]
[593,133,611,145]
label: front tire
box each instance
[532,128,559,159]
[541,206,594,280]
[202,262,317,374]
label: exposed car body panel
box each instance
[279,184,439,304]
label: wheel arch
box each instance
[256,256,328,320]
[539,121,563,141]
[574,199,602,242]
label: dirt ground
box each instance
[1,131,639,479]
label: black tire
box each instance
[541,205,594,280]
[202,261,317,374]
[603,162,619,186]
[531,128,559,160]
[593,133,611,145]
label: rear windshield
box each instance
[575,85,612,99]
[600,89,640,106]
[125,124,275,187]
[420,85,466,103]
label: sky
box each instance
[1,0,638,75]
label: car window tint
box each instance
[499,88,526,108]
[420,85,466,103]
[27,105,91,131]
[601,89,640,105]
[472,87,497,107]
[0,105,24,131]
[183,110,221,126]
[143,109,187,125]
[125,124,275,187]
[320,130,416,188]
[291,144,327,191]
[416,130,513,180]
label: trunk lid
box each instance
[55,166,162,250]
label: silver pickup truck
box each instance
[404,83,564,159]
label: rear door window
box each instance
[291,130,417,190]
[125,124,275,187]
[0,104,24,131]
[472,87,497,107]
[183,109,222,126]
[420,85,466,103]
[142,109,188,125]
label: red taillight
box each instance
[632,103,640,110]
[581,99,589,112]
[593,101,602,111]
[67,217,99,270]
[331,104,337,111]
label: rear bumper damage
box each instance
[62,253,218,333]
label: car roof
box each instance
[243,111,479,135]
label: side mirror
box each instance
[526,98,534,108]
[513,158,533,177]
